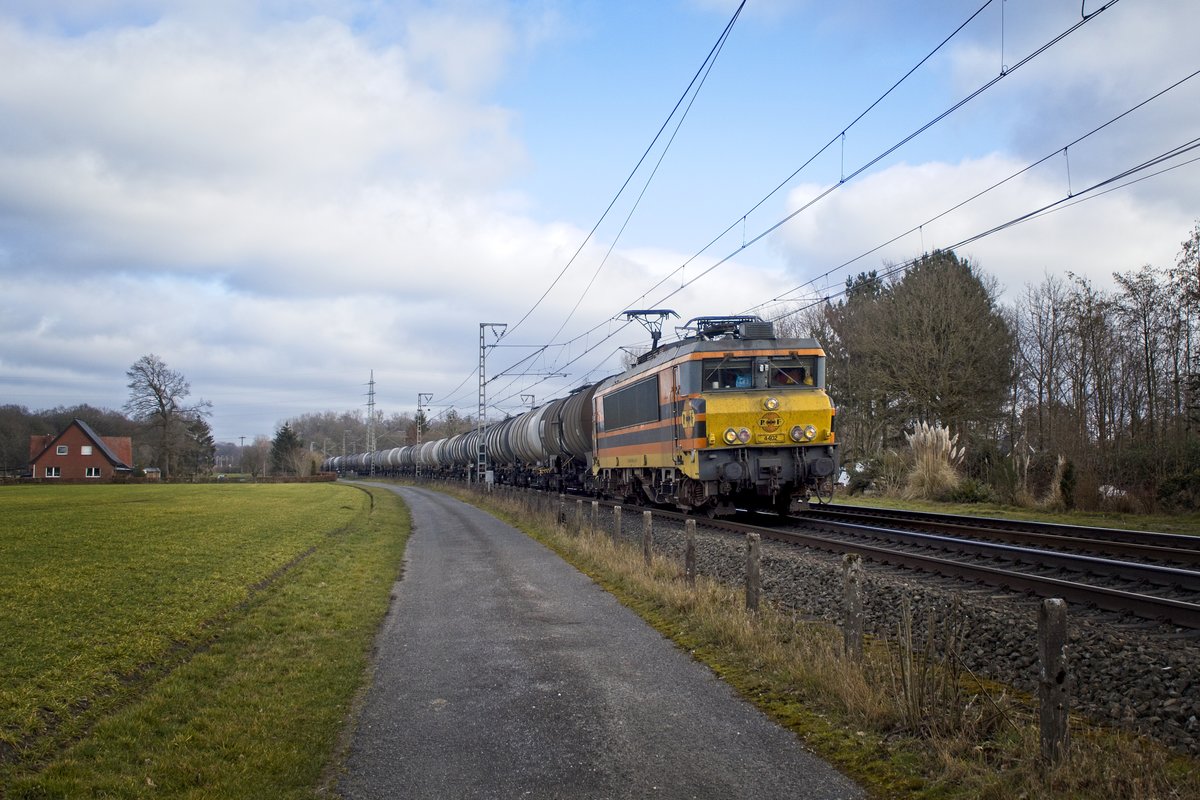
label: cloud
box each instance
[773,153,1195,304]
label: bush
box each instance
[845,451,909,496]
[1024,452,1061,499]
[845,467,873,496]
[960,436,1001,484]
[944,478,993,504]
[1058,457,1076,510]
[989,456,1021,506]
[1158,466,1200,510]
[1073,469,1102,512]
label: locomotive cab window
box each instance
[703,357,754,390]
[767,356,817,387]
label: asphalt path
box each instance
[339,484,864,799]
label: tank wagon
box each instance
[327,316,837,515]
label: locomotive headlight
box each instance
[791,424,818,442]
[737,427,752,444]
[763,396,780,411]
[723,427,739,445]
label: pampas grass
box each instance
[904,421,964,500]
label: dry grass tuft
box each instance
[904,421,964,500]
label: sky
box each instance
[1,0,1198,445]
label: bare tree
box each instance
[1017,275,1070,452]
[1172,222,1200,435]
[242,435,271,477]
[1115,265,1169,443]
[124,354,211,480]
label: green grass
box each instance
[0,483,409,797]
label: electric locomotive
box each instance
[592,315,836,515]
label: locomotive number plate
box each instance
[757,433,785,443]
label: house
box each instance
[28,419,134,482]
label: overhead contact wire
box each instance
[621,0,998,312]
[744,63,1200,314]
[499,0,747,344]
[646,0,1123,311]
[771,136,1200,321]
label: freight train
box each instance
[326,316,838,515]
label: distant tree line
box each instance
[785,221,1200,511]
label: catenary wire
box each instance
[768,137,1200,323]
[498,0,747,344]
[641,0,1124,315]
[618,0,999,313]
[742,63,1200,315]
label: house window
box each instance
[45,466,61,478]
[85,467,101,478]
[81,446,93,456]
[56,445,68,455]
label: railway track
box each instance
[646,502,1200,630]
[803,504,1200,566]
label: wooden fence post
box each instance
[745,533,761,611]
[842,553,864,661]
[575,499,583,534]
[558,495,566,528]
[1039,598,1070,766]
[641,510,652,565]
[591,500,599,535]
[684,518,696,586]
[613,505,622,545]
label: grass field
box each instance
[0,482,409,798]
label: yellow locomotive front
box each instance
[691,345,836,514]
[594,316,837,516]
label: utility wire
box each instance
[769,136,1200,322]
[619,0,999,313]
[642,0,1123,313]
[443,0,1123,418]
[546,13,738,347]
[743,63,1200,315]
[435,1,746,412]
[499,0,747,344]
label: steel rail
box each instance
[786,517,1200,592]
